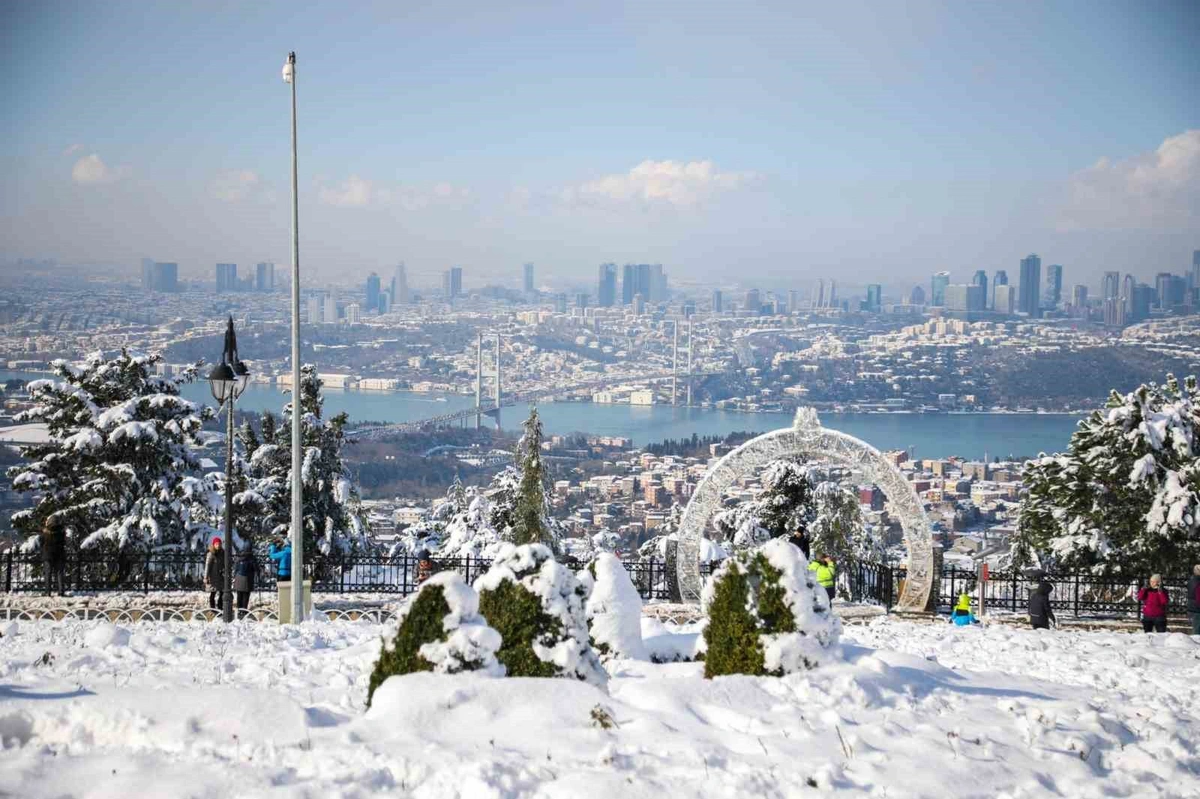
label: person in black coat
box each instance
[1188,563,1200,636]
[788,526,811,561]
[1028,577,1056,630]
[40,518,67,596]
[234,546,258,615]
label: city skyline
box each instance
[2,2,1197,284]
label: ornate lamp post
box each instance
[208,316,250,623]
[282,50,304,624]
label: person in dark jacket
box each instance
[1028,578,1056,630]
[40,518,67,596]
[788,527,811,561]
[416,550,436,585]
[1137,575,1169,633]
[205,537,226,610]
[233,546,258,615]
[1188,564,1200,636]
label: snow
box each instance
[2,617,1198,796]
[388,571,503,677]
[585,554,649,662]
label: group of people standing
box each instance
[203,537,293,613]
[1027,567,1200,634]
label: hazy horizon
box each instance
[2,1,1197,289]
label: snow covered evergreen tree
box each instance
[7,350,216,552]
[585,553,649,662]
[702,538,840,678]
[475,543,606,685]
[235,366,371,556]
[809,481,863,559]
[508,407,561,553]
[1014,375,1200,573]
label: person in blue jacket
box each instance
[949,592,979,626]
[268,539,292,583]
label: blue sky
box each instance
[2,1,1197,293]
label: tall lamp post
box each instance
[208,316,250,624]
[282,51,304,624]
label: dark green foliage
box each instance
[703,560,765,678]
[755,558,796,636]
[477,578,559,678]
[366,584,451,706]
[509,407,558,551]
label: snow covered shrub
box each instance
[475,544,607,685]
[366,572,501,706]
[702,539,840,678]
[585,554,649,662]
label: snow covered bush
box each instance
[475,544,606,685]
[6,349,216,551]
[1015,374,1200,573]
[366,571,502,706]
[702,539,840,678]
[585,554,648,662]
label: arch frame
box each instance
[675,408,934,611]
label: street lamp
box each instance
[283,50,304,624]
[208,316,250,623]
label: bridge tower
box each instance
[494,334,502,430]
[686,320,693,407]
[671,321,679,406]
[475,332,483,430]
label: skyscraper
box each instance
[1043,264,1063,310]
[972,270,988,309]
[392,262,409,305]
[443,267,463,299]
[523,263,535,294]
[216,263,238,292]
[909,285,926,306]
[1131,283,1153,322]
[945,284,984,313]
[744,289,761,315]
[142,261,178,292]
[1193,251,1200,292]
[597,263,617,307]
[827,280,837,309]
[787,289,800,314]
[323,291,338,325]
[622,264,636,305]
[994,284,1015,314]
[1018,254,1041,317]
[141,258,156,290]
[1072,285,1088,310]
[1102,271,1120,301]
[812,279,825,309]
[931,271,950,307]
[366,272,381,311]
[1122,274,1136,320]
[711,289,723,313]
[991,270,1008,311]
[866,284,882,312]
[255,262,275,292]
[307,292,323,324]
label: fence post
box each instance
[401,553,410,595]
[4,551,11,594]
[465,553,471,585]
[144,552,151,594]
[339,556,345,593]
[1011,569,1019,614]
[1073,572,1080,617]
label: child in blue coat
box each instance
[949,593,979,626]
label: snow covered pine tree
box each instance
[1015,375,1200,573]
[7,350,216,553]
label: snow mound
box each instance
[83,623,131,649]
[585,554,648,662]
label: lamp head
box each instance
[282,52,295,83]
[208,362,236,404]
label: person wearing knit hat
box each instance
[205,537,226,610]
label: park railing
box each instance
[1,550,1189,620]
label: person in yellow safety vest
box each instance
[950,592,979,626]
[808,555,836,602]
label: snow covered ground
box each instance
[1,617,1198,798]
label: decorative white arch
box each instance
[676,408,935,611]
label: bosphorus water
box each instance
[1,371,1083,460]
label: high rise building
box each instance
[945,284,984,313]
[744,289,761,315]
[523,263,535,294]
[621,264,636,305]
[972,270,988,309]
[1043,264,1063,310]
[216,263,238,292]
[255,262,275,292]
[1103,298,1124,327]
[141,258,156,290]
[787,289,800,314]
[994,284,1016,314]
[909,285,926,305]
[1103,271,1121,301]
[1193,251,1200,292]
[931,271,950,307]
[866,284,882,313]
[574,292,588,309]
[812,279,826,309]
[345,303,361,325]
[365,272,381,311]
[1155,272,1185,309]
[378,291,390,315]
[1122,273,1137,320]
[826,280,837,309]
[632,293,646,315]
[555,294,569,314]
[1072,284,1088,310]
[443,266,463,299]
[621,264,668,304]
[142,261,178,292]
[306,292,323,324]
[991,270,1008,310]
[323,291,338,325]
[1018,254,1041,317]
[711,289,723,313]
[597,263,617,307]
[391,262,409,305]
[1130,283,1153,322]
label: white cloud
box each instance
[70,153,127,185]
[561,159,755,209]
[318,175,470,210]
[209,170,261,203]
[1057,129,1200,232]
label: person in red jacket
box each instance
[1137,574,1169,633]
